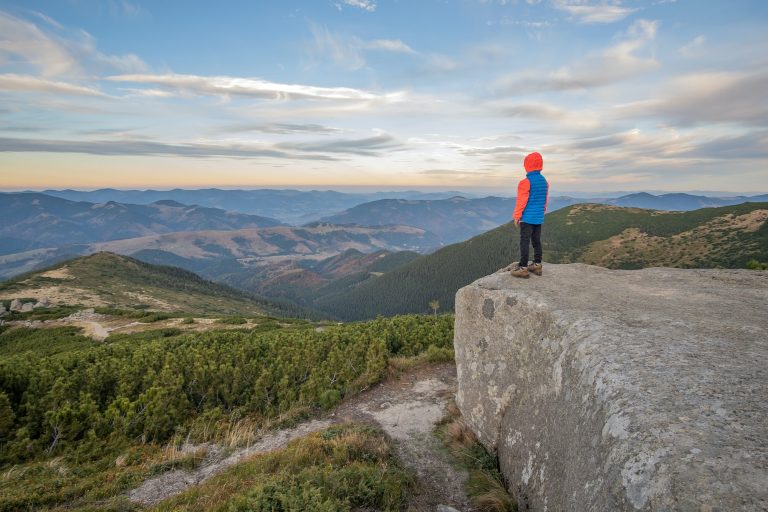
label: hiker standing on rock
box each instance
[510,152,549,278]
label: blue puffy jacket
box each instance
[513,170,549,224]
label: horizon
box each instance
[2,185,766,199]
[1,1,767,192]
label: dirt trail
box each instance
[128,363,470,511]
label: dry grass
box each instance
[388,346,455,377]
[467,471,517,512]
[438,400,517,512]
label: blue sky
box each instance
[0,0,766,193]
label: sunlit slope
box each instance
[0,252,276,316]
[316,202,768,320]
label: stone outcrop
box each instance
[454,264,767,511]
[9,299,22,312]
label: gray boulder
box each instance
[19,302,34,313]
[33,297,52,309]
[454,264,767,511]
[9,298,22,311]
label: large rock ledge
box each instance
[453,264,767,511]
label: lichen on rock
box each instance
[453,263,768,511]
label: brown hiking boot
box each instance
[527,262,543,276]
[510,263,529,278]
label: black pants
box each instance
[519,222,542,266]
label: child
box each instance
[510,152,549,278]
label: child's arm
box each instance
[513,178,530,221]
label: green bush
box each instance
[216,316,247,325]
[157,424,414,512]
[0,315,451,466]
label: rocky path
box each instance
[127,363,470,511]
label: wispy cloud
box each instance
[107,0,147,18]
[106,73,407,103]
[0,136,339,160]
[553,0,638,24]
[492,18,659,95]
[679,35,706,57]
[0,73,105,96]
[0,11,77,77]
[418,169,494,176]
[616,70,768,127]
[276,133,402,156]
[0,10,148,78]
[0,132,403,159]
[337,0,377,12]
[308,24,416,70]
[365,39,415,54]
[494,101,603,129]
[219,123,344,134]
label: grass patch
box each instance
[216,316,248,325]
[388,344,454,377]
[0,306,80,322]
[151,423,414,512]
[437,401,517,512]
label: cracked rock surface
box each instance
[454,263,767,511]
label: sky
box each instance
[0,0,767,194]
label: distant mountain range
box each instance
[23,188,768,224]
[314,202,768,320]
[33,188,480,224]
[605,192,768,210]
[0,192,282,254]
[320,196,574,245]
[0,221,437,280]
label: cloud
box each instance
[0,11,77,77]
[309,24,366,69]
[617,71,768,127]
[454,144,530,157]
[0,133,403,159]
[679,35,706,57]
[680,131,768,160]
[553,0,638,24]
[494,101,603,129]
[107,0,146,18]
[0,9,148,80]
[0,73,105,96]
[365,39,416,54]
[418,169,493,176]
[492,18,659,95]
[219,123,344,134]
[276,133,403,156]
[0,136,339,160]
[338,0,377,12]
[106,73,407,103]
[308,24,416,70]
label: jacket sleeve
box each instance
[513,178,530,221]
[544,181,550,213]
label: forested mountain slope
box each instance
[316,202,768,320]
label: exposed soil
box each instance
[127,363,471,511]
